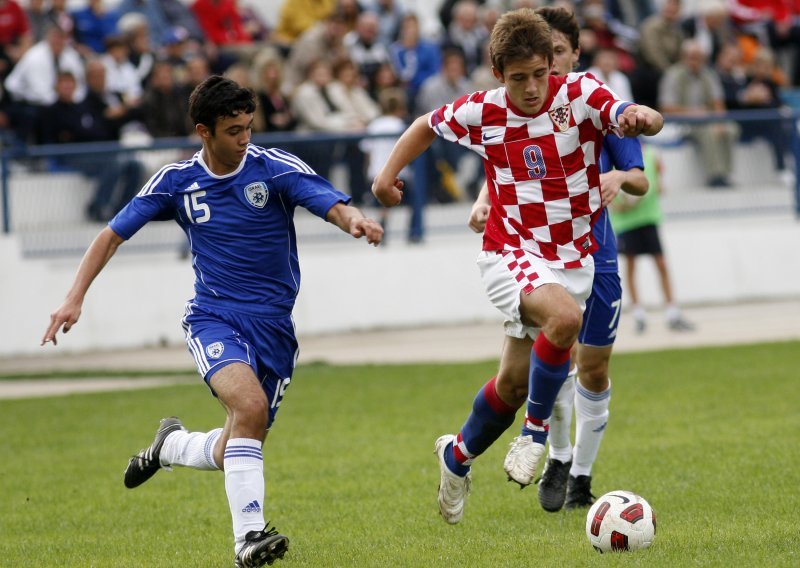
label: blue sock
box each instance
[522,334,571,444]
[445,377,517,476]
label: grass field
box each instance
[1,341,798,567]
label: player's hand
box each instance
[599,171,624,207]
[41,300,82,346]
[372,176,404,207]
[350,217,384,246]
[618,105,659,137]
[468,203,490,233]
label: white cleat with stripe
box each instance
[434,434,472,524]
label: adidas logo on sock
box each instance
[242,500,261,513]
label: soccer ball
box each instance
[585,490,656,553]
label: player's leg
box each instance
[210,363,288,567]
[567,344,611,510]
[547,357,577,463]
[209,365,270,542]
[435,336,528,524]
[123,416,195,489]
[190,304,289,565]
[443,336,529,476]
[564,270,620,509]
[536,363,575,511]
[160,421,224,471]
[505,282,584,487]
[436,251,539,523]
[474,251,590,487]
[123,305,242,487]
[225,314,298,567]
[210,362,269,526]
[540,266,620,511]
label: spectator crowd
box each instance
[1,0,798,221]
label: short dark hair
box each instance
[536,6,580,51]
[188,75,256,134]
[489,8,553,75]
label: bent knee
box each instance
[546,310,582,346]
[235,396,270,429]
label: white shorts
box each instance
[477,250,595,339]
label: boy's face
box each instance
[198,112,253,173]
[493,54,551,115]
[550,29,578,76]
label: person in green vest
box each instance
[610,144,695,333]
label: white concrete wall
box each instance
[4,209,800,357]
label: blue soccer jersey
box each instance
[110,144,350,314]
[592,136,645,274]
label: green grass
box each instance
[1,341,798,567]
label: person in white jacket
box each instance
[291,58,372,204]
[4,24,85,144]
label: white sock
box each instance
[632,304,646,323]
[160,428,222,470]
[224,438,266,553]
[571,379,611,477]
[547,367,576,463]
[666,304,682,323]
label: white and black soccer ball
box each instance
[585,490,656,553]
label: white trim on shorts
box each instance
[477,249,595,339]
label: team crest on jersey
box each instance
[244,182,269,209]
[548,104,571,132]
[205,342,224,359]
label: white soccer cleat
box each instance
[434,434,471,524]
[503,435,545,487]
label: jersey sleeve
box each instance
[602,136,645,173]
[265,148,351,219]
[428,92,481,148]
[108,169,176,239]
[578,73,633,133]
[286,172,351,219]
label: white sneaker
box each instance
[434,434,471,524]
[503,435,545,487]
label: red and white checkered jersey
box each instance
[429,72,631,269]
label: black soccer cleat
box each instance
[123,417,185,489]
[564,474,596,510]
[537,458,571,512]
[235,524,289,567]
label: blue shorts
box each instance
[181,300,299,428]
[578,271,622,348]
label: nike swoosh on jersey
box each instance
[482,133,500,141]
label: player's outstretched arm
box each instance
[372,114,437,207]
[618,105,664,137]
[469,182,491,233]
[599,167,648,207]
[326,202,384,246]
[41,226,125,346]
